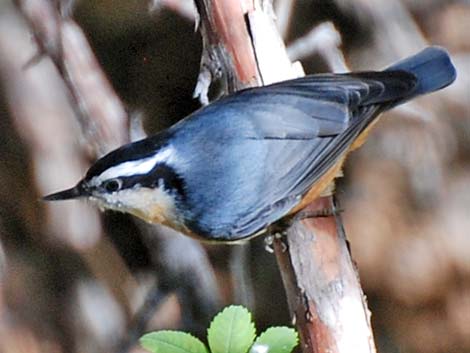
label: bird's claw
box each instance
[264,234,274,253]
[264,229,288,253]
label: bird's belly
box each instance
[288,154,346,214]
[288,117,382,215]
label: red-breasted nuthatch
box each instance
[44,47,456,242]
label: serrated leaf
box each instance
[207,305,256,353]
[250,327,298,353]
[140,330,208,353]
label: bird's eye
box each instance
[103,179,122,193]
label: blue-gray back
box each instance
[164,47,456,239]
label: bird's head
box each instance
[43,141,187,228]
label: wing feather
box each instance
[173,71,417,239]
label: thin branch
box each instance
[274,197,376,353]
[16,0,129,155]
[12,1,221,351]
[287,22,348,73]
[0,4,134,347]
[229,244,255,308]
[149,0,197,21]
[193,0,260,103]
[273,0,296,39]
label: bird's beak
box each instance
[42,183,86,201]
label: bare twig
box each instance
[0,4,132,349]
[1,1,103,250]
[193,0,260,103]
[0,226,6,320]
[229,244,255,308]
[273,0,296,39]
[138,223,221,323]
[335,0,427,67]
[149,0,197,21]
[16,0,129,155]
[7,0,135,314]
[11,1,221,351]
[287,22,348,73]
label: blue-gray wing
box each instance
[172,72,417,240]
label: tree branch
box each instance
[16,0,129,155]
[274,197,376,353]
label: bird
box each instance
[43,46,456,242]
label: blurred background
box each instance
[0,0,469,352]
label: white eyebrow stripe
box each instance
[96,147,176,182]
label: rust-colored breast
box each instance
[289,155,346,214]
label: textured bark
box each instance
[274,197,376,353]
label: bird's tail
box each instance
[386,46,456,99]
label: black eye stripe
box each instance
[118,163,186,200]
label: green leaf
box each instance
[140,330,209,353]
[207,305,256,353]
[250,327,298,353]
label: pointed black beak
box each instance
[42,184,85,201]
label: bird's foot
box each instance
[265,223,289,253]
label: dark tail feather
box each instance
[386,46,456,99]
